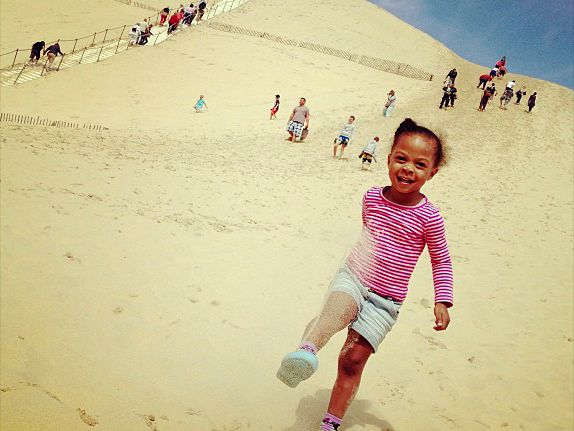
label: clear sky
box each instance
[369,0,574,89]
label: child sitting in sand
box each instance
[194,95,208,113]
[333,115,356,159]
[277,118,454,431]
[358,136,379,170]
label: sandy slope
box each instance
[1,0,573,430]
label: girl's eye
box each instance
[396,156,405,161]
[416,163,426,168]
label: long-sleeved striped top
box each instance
[345,186,454,306]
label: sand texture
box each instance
[1,0,573,430]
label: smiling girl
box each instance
[277,118,454,431]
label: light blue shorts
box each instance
[329,266,401,352]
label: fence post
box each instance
[96,46,104,62]
[72,39,78,53]
[56,54,65,71]
[13,63,27,84]
[40,57,49,76]
[103,29,109,43]
[79,47,87,64]
[12,49,19,67]
[154,30,162,46]
[91,32,97,46]
[115,25,127,53]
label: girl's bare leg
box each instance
[327,329,373,418]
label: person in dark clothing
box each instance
[486,83,497,101]
[439,84,454,109]
[515,87,526,104]
[43,43,64,69]
[29,41,45,65]
[527,92,537,112]
[444,68,457,85]
[478,89,492,111]
[197,1,207,21]
[449,84,458,107]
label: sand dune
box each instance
[1,0,572,430]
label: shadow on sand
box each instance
[283,389,395,431]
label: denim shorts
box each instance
[329,266,401,352]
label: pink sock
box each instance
[298,341,317,355]
[321,412,341,430]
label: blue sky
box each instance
[369,0,574,89]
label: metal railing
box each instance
[207,22,434,81]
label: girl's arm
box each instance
[425,211,454,308]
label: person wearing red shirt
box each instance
[477,74,492,90]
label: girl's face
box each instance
[387,133,438,197]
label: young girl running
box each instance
[277,118,454,431]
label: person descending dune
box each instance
[277,118,454,431]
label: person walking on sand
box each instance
[527,92,537,112]
[194,95,208,112]
[486,83,497,102]
[270,94,280,120]
[478,87,492,112]
[499,88,513,109]
[490,66,499,79]
[444,68,457,85]
[333,115,356,160]
[383,90,396,117]
[276,118,454,431]
[477,73,492,90]
[43,43,64,70]
[439,84,454,109]
[515,86,526,104]
[358,136,379,170]
[287,98,310,142]
[448,84,458,108]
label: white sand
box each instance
[1,0,573,430]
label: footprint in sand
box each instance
[78,408,98,427]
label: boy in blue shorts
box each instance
[333,115,356,160]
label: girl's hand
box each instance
[433,303,450,331]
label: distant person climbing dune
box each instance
[444,68,457,85]
[527,92,537,112]
[478,88,492,112]
[477,74,492,90]
[515,86,526,104]
[28,41,45,66]
[159,7,170,26]
[43,43,64,70]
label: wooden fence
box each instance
[207,22,434,81]
[0,112,108,131]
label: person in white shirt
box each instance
[506,80,516,90]
[333,115,356,159]
[358,137,379,170]
[383,90,396,117]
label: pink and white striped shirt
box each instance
[346,186,454,306]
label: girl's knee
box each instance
[338,342,371,375]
